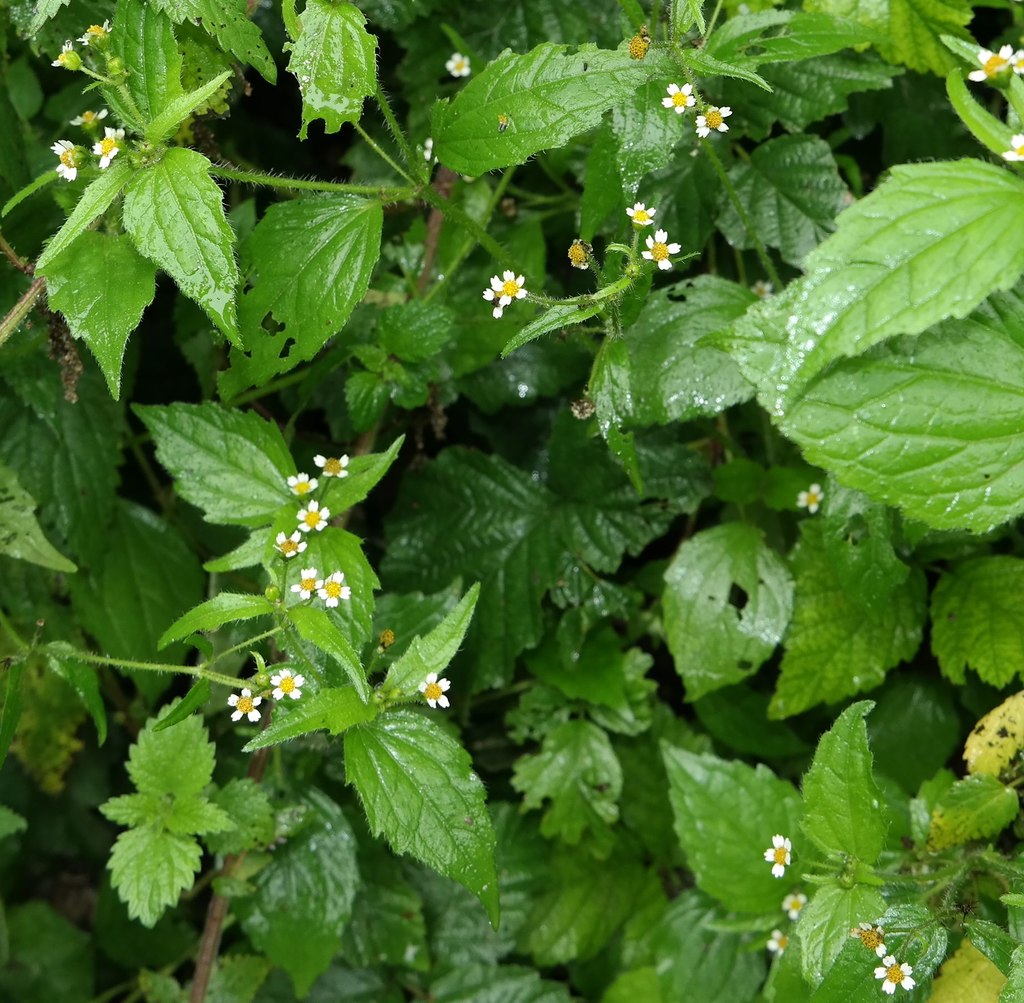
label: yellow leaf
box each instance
[964,691,1024,777]
[930,941,1005,1003]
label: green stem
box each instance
[419,184,516,270]
[208,166,413,201]
[373,84,423,182]
[214,627,282,663]
[73,650,243,688]
[0,231,31,273]
[703,0,726,39]
[353,122,415,184]
[0,276,46,349]
[0,609,27,651]
[700,140,782,289]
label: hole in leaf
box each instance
[728,584,748,611]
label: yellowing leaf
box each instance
[930,941,1006,1003]
[964,691,1024,777]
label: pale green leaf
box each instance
[345,709,499,927]
[158,592,275,650]
[122,148,240,343]
[286,0,377,138]
[0,461,76,572]
[799,883,887,987]
[929,775,1020,850]
[946,70,1015,157]
[0,804,27,840]
[108,826,201,928]
[26,0,70,34]
[242,687,377,751]
[126,708,216,799]
[146,71,232,143]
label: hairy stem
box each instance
[209,165,413,200]
[0,276,46,349]
[353,122,416,184]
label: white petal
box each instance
[437,694,450,708]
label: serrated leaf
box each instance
[716,134,849,266]
[159,593,275,649]
[433,43,655,175]
[610,79,687,194]
[769,522,925,718]
[108,826,201,928]
[286,603,371,701]
[511,720,622,856]
[146,70,232,143]
[662,745,803,913]
[677,47,771,90]
[964,692,1024,778]
[135,401,294,526]
[205,954,271,1003]
[126,708,216,799]
[930,557,1024,687]
[1002,945,1024,1001]
[122,148,240,343]
[0,461,76,572]
[26,0,70,33]
[663,523,793,701]
[319,436,403,516]
[500,300,603,357]
[928,775,1019,850]
[42,232,158,399]
[230,196,383,390]
[798,883,887,987]
[801,702,886,861]
[968,919,1019,976]
[241,686,377,751]
[286,0,376,138]
[204,779,274,856]
[345,709,499,927]
[112,0,183,124]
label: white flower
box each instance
[764,834,791,878]
[752,279,774,298]
[446,52,471,77]
[850,922,888,958]
[317,570,351,608]
[70,108,107,127]
[696,106,732,138]
[797,483,824,514]
[641,229,682,271]
[767,929,789,955]
[78,20,110,46]
[92,127,125,169]
[874,956,915,995]
[287,472,318,496]
[313,454,349,478]
[626,202,656,226]
[51,140,81,182]
[290,567,320,600]
[1003,134,1024,162]
[662,82,696,113]
[969,44,1014,81]
[482,270,527,318]
[782,892,807,920]
[419,671,451,709]
[227,688,262,723]
[275,530,306,559]
[297,499,330,533]
[423,137,435,162]
[52,40,79,69]
[1013,50,1024,74]
[270,668,305,701]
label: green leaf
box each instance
[801,702,887,861]
[433,43,656,175]
[769,522,925,718]
[662,745,803,912]
[430,964,573,1003]
[235,789,359,995]
[663,523,793,700]
[286,604,371,701]
[158,593,275,650]
[775,288,1024,531]
[153,680,210,732]
[384,583,480,693]
[580,125,623,241]
[805,0,970,75]
[319,436,403,516]
[286,0,377,139]
[127,707,216,799]
[0,804,26,840]
[967,919,1020,976]
[799,882,887,987]
[706,11,881,65]
[206,955,271,1003]
[35,161,133,272]
[677,47,771,89]
[0,461,76,572]
[107,826,201,928]
[112,0,183,124]
[946,71,1015,157]
[145,70,232,143]
[716,134,849,266]
[345,708,499,927]
[135,401,294,526]
[241,686,377,751]
[928,774,1020,850]
[610,80,687,194]
[930,557,1024,687]
[1004,946,1024,1002]
[204,778,275,856]
[122,148,240,343]
[511,720,622,856]
[500,300,603,357]
[42,232,158,399]
[26,0,70,32]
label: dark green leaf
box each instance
[430,964,573,1003]
[611,79,686,193]
[153,680,210,732]
[204,778,275,856]
[286,604,371,701]
[112,0,183,123]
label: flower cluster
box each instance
[51,122,124,182]
[661,83,733,140]
[969,44,1024,82]
[290,567,352,607]
[226,669,306,723]
[797,483,824,514]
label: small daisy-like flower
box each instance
[696,105,732,138]
[764,834,792,878]
[275,530,307,559]
[317,570,352,608]
[1012,50,1024,74]
[313,454,349,478]
[52,40,81,70]
[642,229,682,271]
[752,279,774,298]
[446,52,471,77]
[767,929,789,955]
[78,21,111,46]
[270,668,305,701]
[782,892,808,921]
[482,270,527,319]
[1003,134,1024,161]
[297,500,330,533]
[227,687,262,723]
[567,239,590,269]
[969,44,1014,81]
[93,127,124,169]
[874,957,916,995]
[662,82,696,113]
[850,922,888,958]
[70,108,108,127]
[626,202,656,226]
[797,483,824,514]
[287,472,318,496]
[290,567,320,600]
[51,140,82,182]
[419,672,451,709]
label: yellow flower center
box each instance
[705,109,724,129]
[99,137,117,156]
[300,576,317,592]
[58,52,72,66]
[236,696,254,714]
[628,35,650,60]
[88,24,106,35]
[885,964,905,985]
[59,149,76,168]
[807,491,821,506]
[1015,144,1024,157]
[325,580,343,599]
[279,539,298,555]
[303,511,321,529]
[323,457,343,475]
[293,479,312,495]
[776,934,789,950]
[379,628,395,648]
[672,91,690,107]
[790,900,804,914]
[501,279,520,298]
[278,676,295,694]
[633,208,650,222]
[650,242,669,262]
[860,929,884,950]
[83,111,97,123]
[773,847,788,865]
[424,682,443,701]
[568,242,588,266]
[985,53,1008,76]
